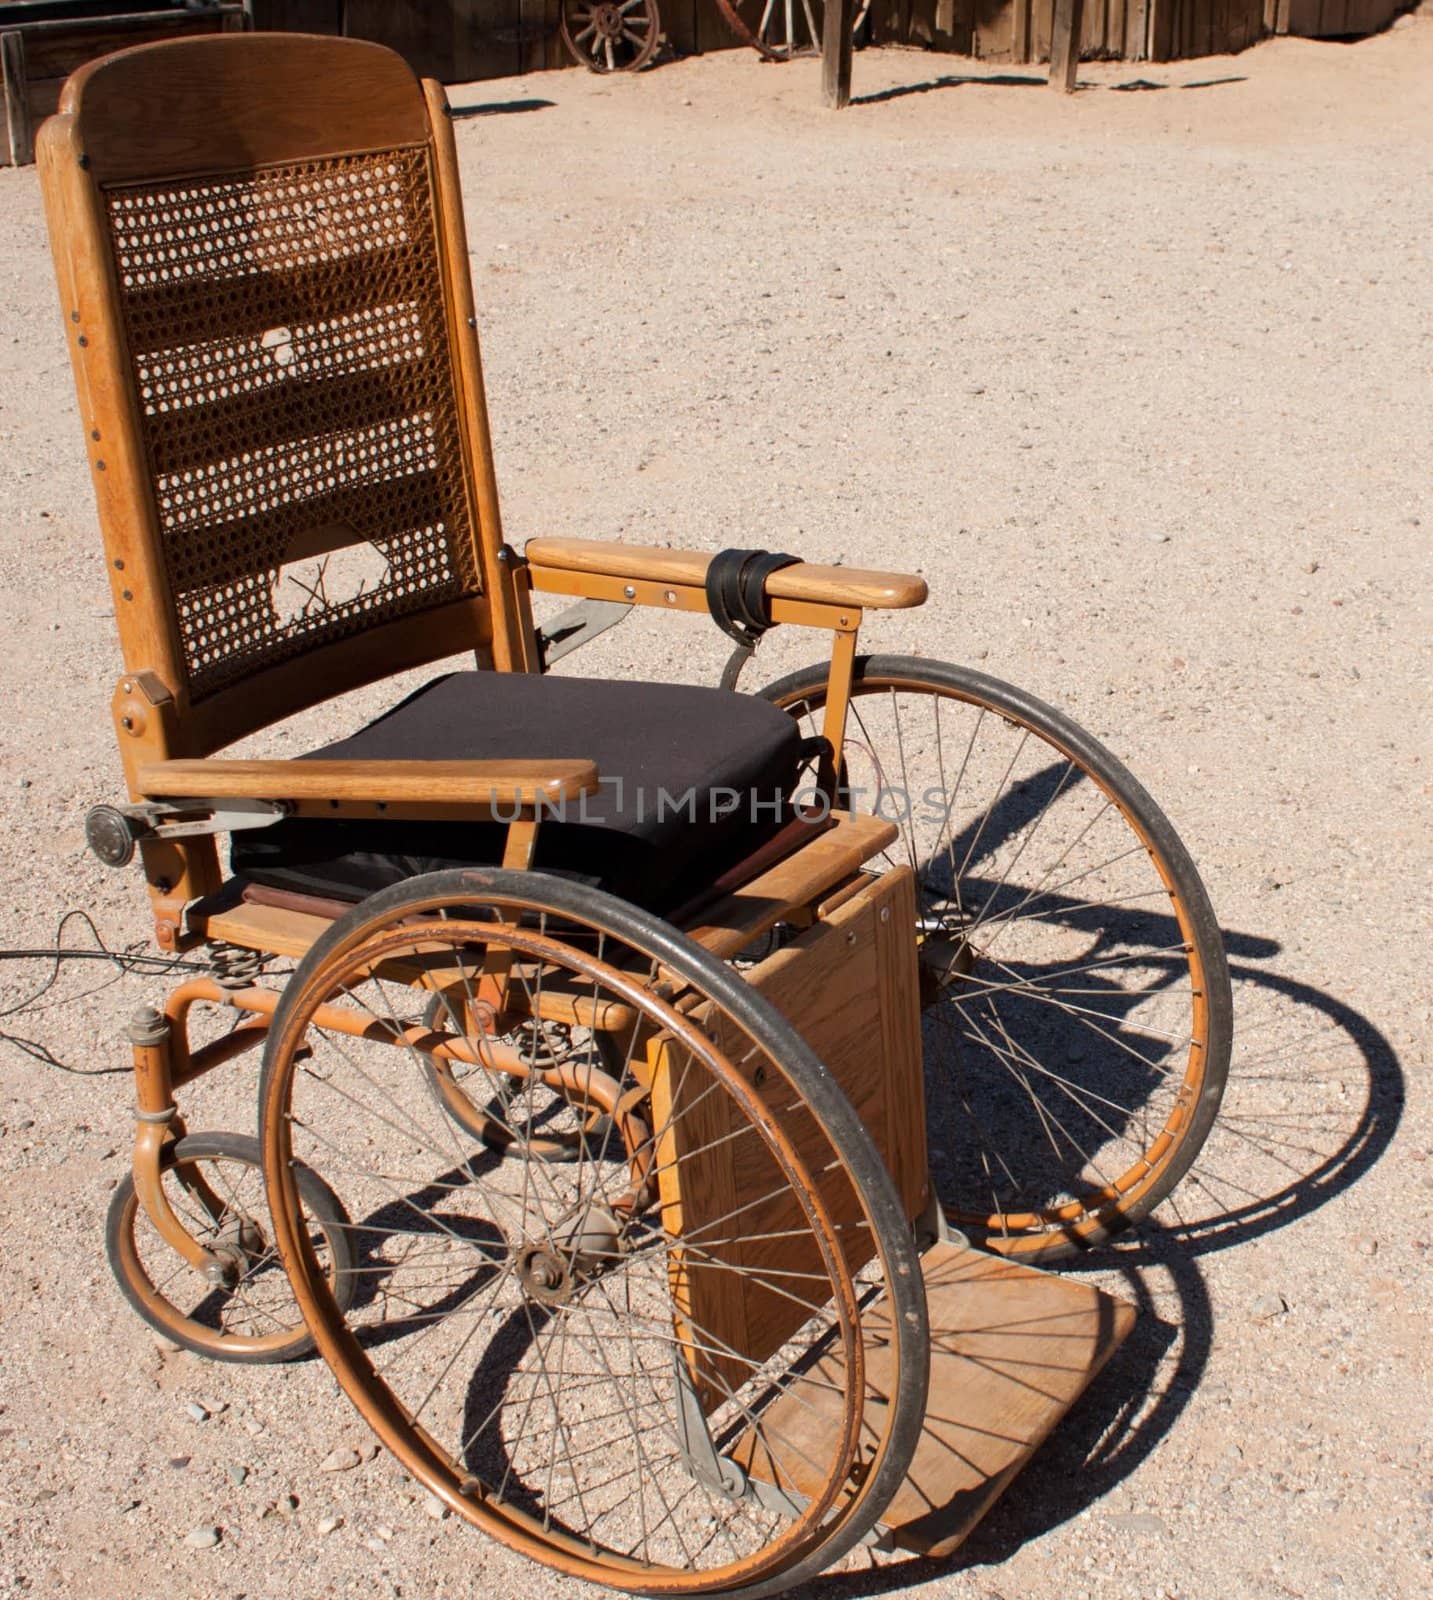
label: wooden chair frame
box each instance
[38,28,929,1334]
[39,31,926,955]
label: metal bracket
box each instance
[151,798,289,840]
[670,1354,892,1538]
[536,599,632,668]
[85,799,289,868]
[673,1352,748,1499]
[915,1183,968,1252]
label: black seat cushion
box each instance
[231,672,806,915]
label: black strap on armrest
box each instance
[705,548,801,650]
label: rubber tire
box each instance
[758,653,1234,1263]
[106,1130,354,1364]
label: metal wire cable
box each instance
[0,909,208,1074]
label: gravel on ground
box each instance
[0,28,1429,1600]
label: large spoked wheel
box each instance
[105,1131,353,1362]
[760,656,1233,1264]
[260,868,926,1594]
[559,0,661,73]
[717,0,870,61]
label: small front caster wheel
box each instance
[106,1131,353,1363]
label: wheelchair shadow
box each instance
[319,939,1403,1589]
[793,957,1405,1598]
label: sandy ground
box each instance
[1,22,1430,1600]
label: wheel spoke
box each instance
[260,885,918,1582]
[771,666,1227,1257]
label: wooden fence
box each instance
[233,0,1423,81]
[872,0,1402,59]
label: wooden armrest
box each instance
[137,758,600,808]
[525,538,927,611]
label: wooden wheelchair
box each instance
[38,32,1232,1594]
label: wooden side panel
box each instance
[734,1239,1137,1555]
[655,868,927,1412]
[648,1028,749,1412]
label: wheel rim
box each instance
[771,666,1226,1257]
[114,1142,339,1357]
[559,0,660,73]
[715,0,869,60]
[261,881,898,1590]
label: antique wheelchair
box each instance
[38,32,1232,1594]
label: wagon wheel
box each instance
[716,0,871,61]
[760,656,1233,1264]
[261,868,927,1593]
[559,0,661,72]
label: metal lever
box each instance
[537,599,632,668]
[84,799,289,868]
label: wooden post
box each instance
[2,31,31,169]
[822,0,854,110]
[1048,0,1085,92]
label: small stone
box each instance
[168,1456,191,1470]
[226,1465,249,1488]
[1146,532,1170,543]
[1105,1511,1170,1536]
[1304,560,1320,574]
[422,1492,449,1522]
[242,1418,264,1438]
[320,1447,362,1473]
[17,777,31,790]
[1353,1234,1379,1257]
[201,1397,229,1416]
[278,1494,299,1515]
[361,1537,388,1555]
[357,1440,381,1464]
[183,1402,209,1424]
[182,1525,221,1550]
[374,1525,394,1541]
[318,1514,343,1537]
[1251,1291,1288,1321]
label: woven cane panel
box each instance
[103,148,482,701]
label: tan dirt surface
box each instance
[1,27,1429,1600]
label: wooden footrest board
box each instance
[735,1238,1135,1559]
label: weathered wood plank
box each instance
[733,1238,1137,1555]
[823,0,855,107]
[1049,0,1084,88]
[2,31,32,168]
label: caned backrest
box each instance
[37,33,522,762]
